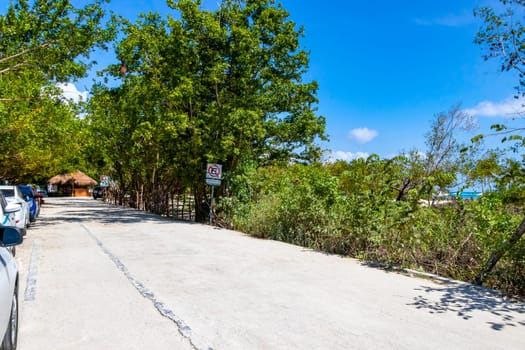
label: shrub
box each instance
[219,162,525,297]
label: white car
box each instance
[0,226,23,350]
[0,194,20,257]
[0,186,29,235]
[0,193,16,228]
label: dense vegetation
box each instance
[0,0,113,182]
[86,0,326,220]
[220,160,525,296]
[1,0,524,297]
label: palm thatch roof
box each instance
[48,170,97,187]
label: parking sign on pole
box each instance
[206,163,222,186]
[206,163,222,225]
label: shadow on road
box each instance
[409,283,525,331]
[35,198,193,226]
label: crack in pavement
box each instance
[80,224,214,350]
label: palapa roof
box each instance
[48,170,97,187]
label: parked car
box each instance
[0,194,20,257]
[0,226,23,350]
[18,185,38,222]
[0,193,17,228]
[0,186,29,236]
[92,186,104,200]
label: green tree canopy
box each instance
[0,0,114,182]
[87,0,326,220]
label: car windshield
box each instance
[0,189,14,197]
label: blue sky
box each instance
[6,0,522,160]
[279,0,520,160]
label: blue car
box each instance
[18,185,38,222]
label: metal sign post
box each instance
[206,163,222,225]
[210,186,215,225]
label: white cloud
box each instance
[348,127,378,144]
[463,98,525,118]
[57,82,88,103]
[326,150,369,162]
[413,11,475,27]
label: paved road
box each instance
[15,197,525,349]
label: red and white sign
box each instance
[206,163,222,180]
[206,163,222,186]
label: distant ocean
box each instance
[449,191,482,200]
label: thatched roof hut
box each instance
[48,170,97,197]
[48,170,97,186]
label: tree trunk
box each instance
[474,215,525,285]
[395,179,411,201]
[193,185,208,223]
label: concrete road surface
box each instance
[15,198,525,350]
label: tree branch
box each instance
[0,42,51,65]
[487,127,525,137]
[0,96,44,102]
[0,61,29,75]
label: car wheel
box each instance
[1,287,18,350]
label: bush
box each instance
[219,162,525,297]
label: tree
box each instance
[468,150,503,193]
[0,0,113,85]
[0,0,114,182]
[474,0,525,285]
[475,1,525,138]
[425,105,474,175]
[390,105,473,204]
[88,0,326,221]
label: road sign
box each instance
[206,164,223,225]
[206,163,222,180]
[100,175,111,187]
